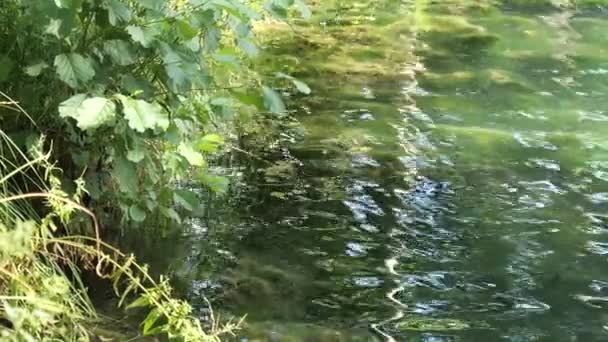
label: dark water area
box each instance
[146,1,608,341]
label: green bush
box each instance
[0,0,308,226]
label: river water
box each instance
[161,1,608,341]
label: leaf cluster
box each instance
[0,0,309,225]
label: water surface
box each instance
[172,2,608,340]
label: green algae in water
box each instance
[124,1,608,341]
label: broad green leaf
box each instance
[126,25,159,47]
[165,64,188,90]
[200,174,228,193]
[60,97,116,130]
[262,86,286,116]
[58,93,87,119]
[197,134,224,152]
[129,204,146,222]
[174,190,198,211]
[113,156,138,194]
[126,138,145,163]
[177,20,198,40]
[24,62,49,77]
[103,40,136,66]
[44,9,77,38]
[164,123,181,144]
[45,19,63,38]
[54,53,95,88]
[119,96,169,133]
[103,0,131,26]
[178,142,205,167]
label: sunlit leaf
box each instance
[60,97,116,130]
[24,62,49,77]
[126,137,145,163]
[142,308,162,335]
[126,295,150,310]
[126,25,159,47]
[118,96,169,133]
[197,134,224,152]
[178,142,205,167]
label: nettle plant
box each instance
[0,0,309,225]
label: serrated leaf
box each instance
[197,134,224,152]
[119,96,169,133]
[178,142,205,167]
[200,174,228,193]
[54,53,95,88]
[24,62,49,77]
[142,308,162,335]
[103,0,131,26]
[126,25,158,47]
[103,40,136,66]
[262,86,286,116]
[61,97,116,130]
[129,204,146,222]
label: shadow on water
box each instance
[129,1,608,341]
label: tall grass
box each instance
[0,95,241,341]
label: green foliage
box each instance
[0,0,310,339]
[0,0,309,227]
[0,101,239,340]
